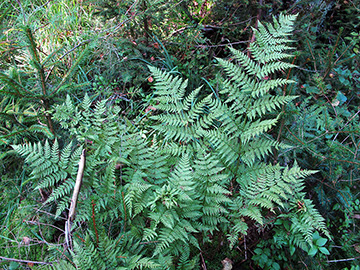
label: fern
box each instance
[149,13,329,256]
[193,153,231,230]
[12,140,81,190]
[12,13,332,269]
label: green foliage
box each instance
[147,12,330,267]
[3,0,360,268]
[272,7,360,267]
[0,2,96,182]
[13,140,82,215]
[6,13,333,269]
[0,26,55,146]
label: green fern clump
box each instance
[149,12,330,260]
[10,13,331,269]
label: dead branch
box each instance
[65,149,86,250]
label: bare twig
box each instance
[34,208,67,220]
[0,256,52,265]
[327,257,360,263]
[224,17,257,26]
[331,109,360,145]
[200,252,207,270]
[244,235,247,260]
[25,217,64,232]
[194,40,250,48]
[65,149,86,250]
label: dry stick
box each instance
[200,252,207,270]
[0,256,52,266]
[194,40,250,48]
[25,220,65,232]
[244,235,247,260]
[44,39,91,82]
[65,149,86,250]
[328,257,360,263]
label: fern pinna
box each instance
[12,14,330,269]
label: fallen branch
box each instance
[65,149,86,250]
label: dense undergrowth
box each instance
[0,0,359,269]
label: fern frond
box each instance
[132,257,160,269]
[149,66,187,111]
[46,179,75,204]
[216,58,253,90]
[242,139,288,166]
[55,198,69,218]
[247,95,297,120]
[125,180,153,217]
[201,129,239,166]
[227,218,248,249]
[250,14,297,64]
[290,199,330,243]
[241,116,280,143]
[154,219,197,256]
[228,47,262,78]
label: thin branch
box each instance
[14,0,25,23]
[0,256,52,265]
[331,109,360,146]
[34,208,67,220]
[45,1,140,82]
[200,252,207,270]
[59,39,92,61]
[224,17,257,26]
[194,40,250,48]
[25,220,64,232]
[327,257,360,263]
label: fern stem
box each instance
[55,247,77,267]
[92,200,99,247]
[306,39,317,73]
[284,126,305,145]
[274,55,297,161]
[323,27,343,79]
[122,191,127,232]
